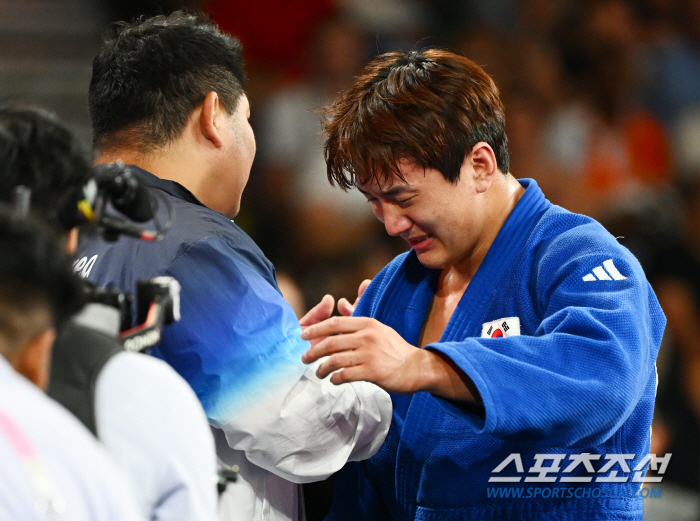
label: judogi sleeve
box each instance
[427,231,665,448]
[154,237,391,483]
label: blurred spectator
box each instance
[208,0,335,102]
[634,0,700,128]
[338,0,432,51]
[0,104,218,521]
[651,183,700,488]
[256,16,370,248]
[209,0,334,79]
[539,2,673,217]
[103,0,202,22]
[0,211,145,521]
[602,181,700,521]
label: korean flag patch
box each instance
[481,317,521,338]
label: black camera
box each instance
[13,161,174,242]
[84,277,181,353]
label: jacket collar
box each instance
[97,164,207,207]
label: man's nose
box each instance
[383,205,412,237]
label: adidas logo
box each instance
[582,259,627,281]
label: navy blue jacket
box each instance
[76,166,308,424]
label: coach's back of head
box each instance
[89,11,255,218]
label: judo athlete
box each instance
[301,49,667,520]
[78,11,391,521]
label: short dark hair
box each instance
[322,49,509,189]
[0,210,84,356]
[0,105,93,230]
[89,11,247,153]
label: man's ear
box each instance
[199,91,225,148]
[466,142,498,193]
[12,329,56,390]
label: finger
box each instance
[301,315,371,341]
[356,279,371,300]
[330,365,369,385]
[337,297,353,317]
[306,336,326,349]
[302,331,365,364]
[340,280,371,316]
[299,294,334,327]
[316,351,362,379]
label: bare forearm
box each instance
[409,349,481,404]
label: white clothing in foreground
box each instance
[0,356,145,521]
[96,351,218,521]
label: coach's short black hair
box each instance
[89,10,247,153]
[0,105,93,230]
[0,210,84,356]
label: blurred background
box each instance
[4,0,700,519]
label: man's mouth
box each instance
[407,234,433,251]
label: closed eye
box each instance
[396,196,416,205]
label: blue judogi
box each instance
[327,179,666,520]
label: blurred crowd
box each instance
[6,0,700,519]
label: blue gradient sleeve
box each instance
[150,237,309,426]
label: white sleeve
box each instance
[95,352,218,521]
[219,360,392,484]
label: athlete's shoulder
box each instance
[530,205,634,262]
[527,206,648,305]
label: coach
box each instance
[78,12,391,521]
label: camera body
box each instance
[83,277,181,353]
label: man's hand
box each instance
[301,316,426,393]
[299,279,371,347]
[299,294,334,348]
[301,315,481,403]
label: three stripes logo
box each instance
[582,259,627,282]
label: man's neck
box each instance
[96,147,209,205]
[445,174,525,288]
